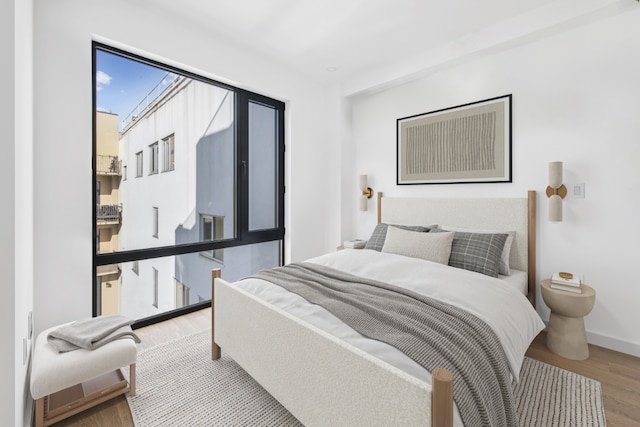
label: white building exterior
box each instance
[118,76,279,320]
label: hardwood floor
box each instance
[52,308,640,426]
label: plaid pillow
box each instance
[440,225,515,276]
[364,223,432,251]
[448,232,508,278]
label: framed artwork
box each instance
[397,94,512,185]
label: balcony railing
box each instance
[121,73,185,133]
[97,204,122,224]
[96,155,121,175]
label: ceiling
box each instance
[137,0,633,93]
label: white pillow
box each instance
[439,225,515,275]
[382,226,454,265]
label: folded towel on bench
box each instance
[47,314,141,353]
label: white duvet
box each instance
[234,249,545,426]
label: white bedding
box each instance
[234,249,544,426]
[500,268,528,295]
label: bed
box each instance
[211,191,544,427]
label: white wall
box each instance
[33,0,338,334]
[1,2,17,422]
[4,1,35,426]
[346,9,640,356]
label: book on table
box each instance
[551,272,581,287]
[550,283,583,294]
[343,239,366,249]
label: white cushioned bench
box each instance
[30,324,137,427]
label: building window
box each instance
[152,267,158,308]
[136,151,143,177]
[132,261,139,275]
[149,142,159,175]
[163,134,175,172]
[175,280,190,309]
[202,215,224,261]
[152,207,159,238]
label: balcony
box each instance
[97,204,122,225]
[96,155,121,175]
[96,264,120,277]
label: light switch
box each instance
[573,183,585,198]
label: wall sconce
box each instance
[546,161,567,222]
[359,174,373,211]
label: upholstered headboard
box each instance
[377,191,536,307]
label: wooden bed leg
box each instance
[432,367,454,427]
[35,397,44,427]
[211,268,222,360]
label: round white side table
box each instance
[540,279,596,360]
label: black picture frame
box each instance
[397,94,512,185]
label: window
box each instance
[163,134,175,172]
[149,142,158,174]
[152,267,158,308]
[201,215,224,261]
[135,151,143,177]
[152,207,158,238]
[93,43,285,326]
[175,280,190,309]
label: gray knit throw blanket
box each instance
[47,314,141,353]
[252,262,516,427]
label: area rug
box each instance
[127,329,606,426]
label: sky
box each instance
[95,49,172,130]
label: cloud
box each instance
[161,72,177,86]
[96,70,112,92]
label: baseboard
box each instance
[541,320,640,358]
[586,330,640,358]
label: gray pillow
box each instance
[448,232,508,278]
[364,223,432,251]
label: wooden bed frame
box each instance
[211,191,536,427]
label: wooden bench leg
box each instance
[35,397,45,427]
[129,364,136,397]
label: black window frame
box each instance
[92,42,286,328]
